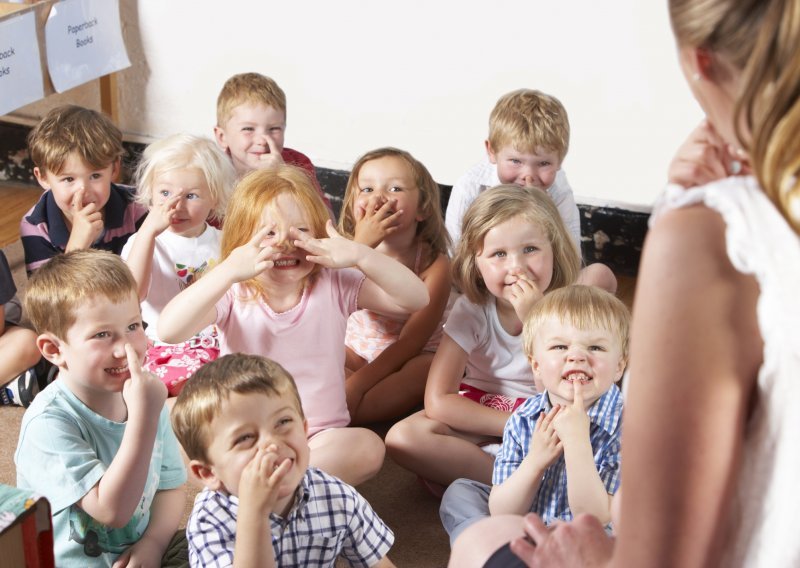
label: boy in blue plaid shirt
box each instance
[440,285,627,544]
[171,354,395,567]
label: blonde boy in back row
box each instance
[15,250,187,566]
[213,72,333,215]
[445,89,616,292]
[172,354,395,568]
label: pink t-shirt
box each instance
[215,268,365,435]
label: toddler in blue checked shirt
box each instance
[171,354,396,568]
[440,285,627,545]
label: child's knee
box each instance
[385,417,418,456]
[578,263,617,294]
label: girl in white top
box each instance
[122,134,236,397]
[386,185,580,489]
[448,0,800,565]
[158,165,429,486]
[338,148,452,425]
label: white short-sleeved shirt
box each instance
[653,177,800,567]
[15,380,186,566]
[215,267,365,435]
[444,160,581,248]
[444,295,537,399]
[121,224,221,344]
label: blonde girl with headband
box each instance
[158,165,429,486]
[122,133,236,397]
[386,185,580,493]
[338,147,452,425]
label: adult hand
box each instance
[668,120,751,188]
[353,194,403,247]
[510,513,613,568]
[66,188,104,250]
[293,220,364,268]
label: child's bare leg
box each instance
[577,262,617,294]
[0,326,41,384]
[345,346,367,375]
[448,515,526,568]
[385,410,496,485]
[309,426,385,486]
[349,353,433,425]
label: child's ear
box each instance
[213,126,229,151]
[614,356,627,383]
[528,354,540,374]
[190,460,223,491]
[37,333,64,368]
[33,167,50,190]
[111,159,121,182]
[485,140,498,164]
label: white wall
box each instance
[12,0,704,208]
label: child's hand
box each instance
[66,188,104,250]
[507,273,543,321]
[353,194,403,247]
[552,380,591,447]
[257,136,285,170]
[529,405,564,471]
[668,120,751,188]
[122,343,167,420]
[111,535,162,568]
[238,444,293,515]
[293,220,364,268]
[142,190,183,236]
[224,225,276,282]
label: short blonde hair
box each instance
[216,72,287,127]
[134,133,237,220]
[452,185,580,304]
[338,147,451,262]
[221,165,330,299]
[24,250,137,340]
[488,89,570,162]
[171,354,304,463]
[28,105,124,174]
[523,285,630,362]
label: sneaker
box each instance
[0,358,55,407]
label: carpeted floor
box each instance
[0,239,451,567]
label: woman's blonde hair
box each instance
[134,133,236,220]
[338,147,451,267]
[670,0,800,233]
[221,165,330,299]
[452,185,580,304]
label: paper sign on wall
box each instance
[0,11,45,116]
[45,0,130,93]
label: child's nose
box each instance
[567,348,587,362]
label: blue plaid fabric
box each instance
[492,385,623,524]
[188,467,394,567]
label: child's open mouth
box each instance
[273,258,300,268]
[563,371,592,384]
[105,365,130,377]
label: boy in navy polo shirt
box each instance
[20,105,147,274]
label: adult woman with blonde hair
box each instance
[449,0,800,565]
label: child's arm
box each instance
[347,254,450,409]
[65,188,104,252]
[111,487,184,567]
[78,345,167,527]
[123,192,182,300]
[234,445,292,568]
[424,335,510,437]
[158,226,274,343]
[552,381,612,524]
[292,221,428,315]
[489,407,563,515]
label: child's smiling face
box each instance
[530,317,626,407]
